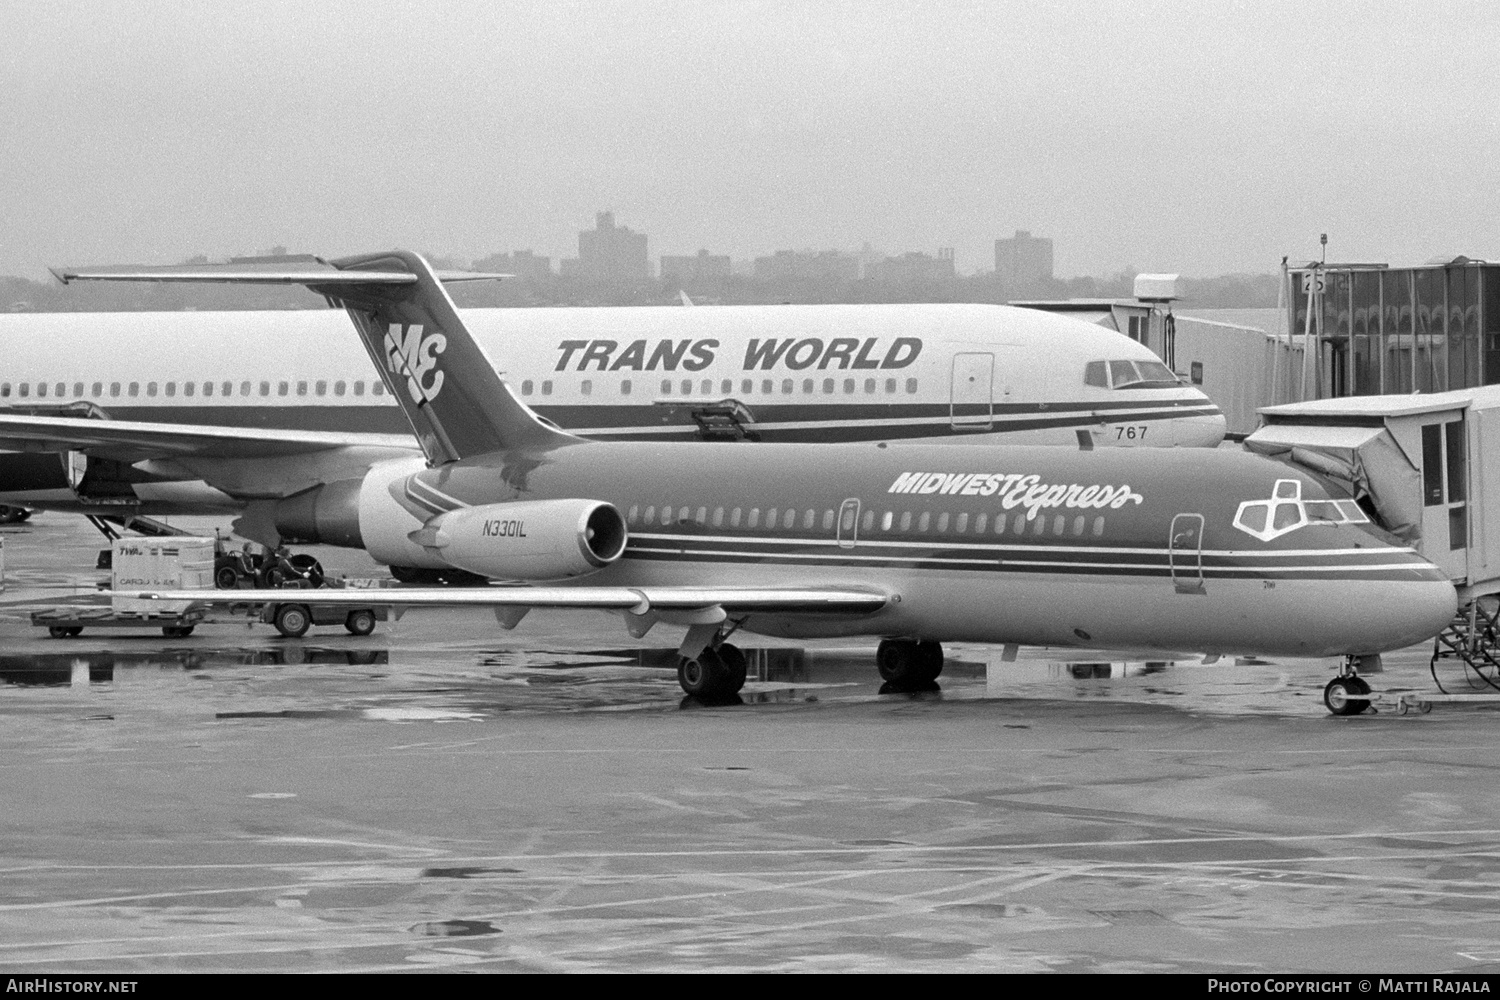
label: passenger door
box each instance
[837,498,861,549]
[950,352,993,429]
[1169,513,1205,595]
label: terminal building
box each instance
[1285,258,1500,399]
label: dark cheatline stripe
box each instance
[620,543,1432,582]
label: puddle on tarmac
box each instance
[0,648,390,687]
[412,919,501,938]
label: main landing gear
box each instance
[877,639,944,689]
[1323,655,1377,716]
[678,642,748,702]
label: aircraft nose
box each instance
[1361,576,1458,653]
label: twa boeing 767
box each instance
[59,252,1454,711]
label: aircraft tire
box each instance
[717,643,748,694]
[48,626,74,639]
[162,625,195,638]
[1323,677,1371,716]
[915,640,944,682]
[678,649,733,699]
[274,603,312,638]
[345,609,377,636]
[877,639,920,683]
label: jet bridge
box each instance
[1247,386,1500,686]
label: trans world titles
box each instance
[554,337,922,372]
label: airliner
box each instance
[0,296,1224,523]
[80,252,1454,712]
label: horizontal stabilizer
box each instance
[52,255,507,286]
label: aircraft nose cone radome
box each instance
[1356,576,1458,654]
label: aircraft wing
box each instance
[0,412,414,462]
[124,585,890,616]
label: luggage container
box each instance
[110,537,216,615]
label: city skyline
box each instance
[4,3,1496,282]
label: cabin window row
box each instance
[0,380,388,400]
[517,377,921,397]
[625,504,1107,538]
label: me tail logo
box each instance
[384,323,447,404]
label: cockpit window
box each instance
[1086,358,1180,389]
[1233,479,1370,542]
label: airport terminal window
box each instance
[334,381,345,397]
[620,379,632,395]
[580,379,592,396]
[521,380,533,395]
[277,382,289,397]
[165,382,176,397]
[145,382,156,398]
[315,380,327,396]
[296,381,308,396]
[541,380,552,396]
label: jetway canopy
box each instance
[1249,386,1500,596]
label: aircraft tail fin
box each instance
[56,251,579,464]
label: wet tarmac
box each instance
[2,514,1500,972]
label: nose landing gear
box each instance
[1324,655,1378,716]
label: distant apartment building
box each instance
[472,249,553,281]
[659,249,732,283]
[995,230,1054,286]
[561,211,649,281]
[753,249,861,283]
[865,248,956,283]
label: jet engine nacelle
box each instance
[408,499,628,581]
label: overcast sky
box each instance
[3,1,1497,280]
